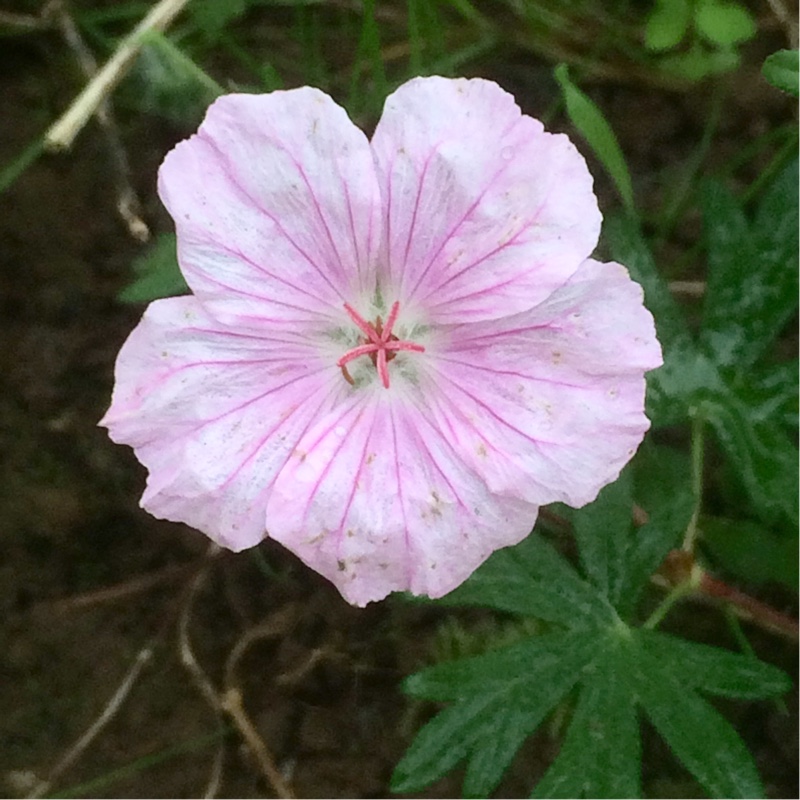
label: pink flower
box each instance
[101,77,661,606]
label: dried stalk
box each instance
[44,0,191,151]
[26,644,155,798]
[46,0,149,239]
[178,555,294,799]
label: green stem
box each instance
[741,132,799,206]
[642,580,695,630]
[724,605,756,658]
[0,136,44,195]
[682,411,705,553]
[654,81,726,249]
[50,728,229,799]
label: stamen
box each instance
[343,302,382,344]
[337,301,425,388]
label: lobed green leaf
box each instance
[634,639,769,798]
[762,49,800,97]
[572,470,633,605]
[739,360,799,431]
[616,490,694,619]
[637,630,792,699]
[700,166,799,369]
[394,630,600,796]
[701,391,799,527]
[437,533,615,627]
[531,631,641,798]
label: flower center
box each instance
[337,301,425,388]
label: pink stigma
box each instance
[337,301,425,388]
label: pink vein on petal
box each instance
[428,362,561,449]
[292,158,349,286]
[403,407,471,515]
[388,404,413,588]
[435,354,591,390]
[209,123,364,291]
[198,132,346,302]
[151,367,331,447]
[443,322,555,349]
[182,326,317,350]
[397,146,437,298]
[197,238,336,313]
[403,154,516,303]
[340,174,364,289]
[217,379,339,495]
[419,385,502,461]
[335,410,380,558]
[418,200,547,307]
[299,401,370,524]
[384,151,397,285]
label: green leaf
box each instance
[739,360,799,431]
[634,638,770,798]
[572,469,633,604]
[694,0,757,47]
[645,0,691,51]
[190,0,248,41]
[701,516,799,589]
[701,392,799,527]
[532,631,641,798]
[131,35,222,124]
[397,610,788,798]
[603,214,687,358]
[763,49,800,97]
[394,630,599,796]
[604,215,716,427]
[119,233,189,304]
[639,630,791,699]
[658,46,740,81]
[754,158,800,287]
[554,64,635,214]
[437,533,616,628]
[616,490,694,618]
[633,442,692,517]
[700,165,799,369]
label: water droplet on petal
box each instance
[500,146,513,161]
[335,425,346,437]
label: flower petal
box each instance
[100,297,345,549]
[158,89,382,330]
[370,76,600,323]
[424,259,662,507]
[266,392,537,606]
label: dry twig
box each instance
[766,0,799,48]
[40,561,197,614]
[178,553,295,799]
[44,0,191,152]
[46,0,149,240]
